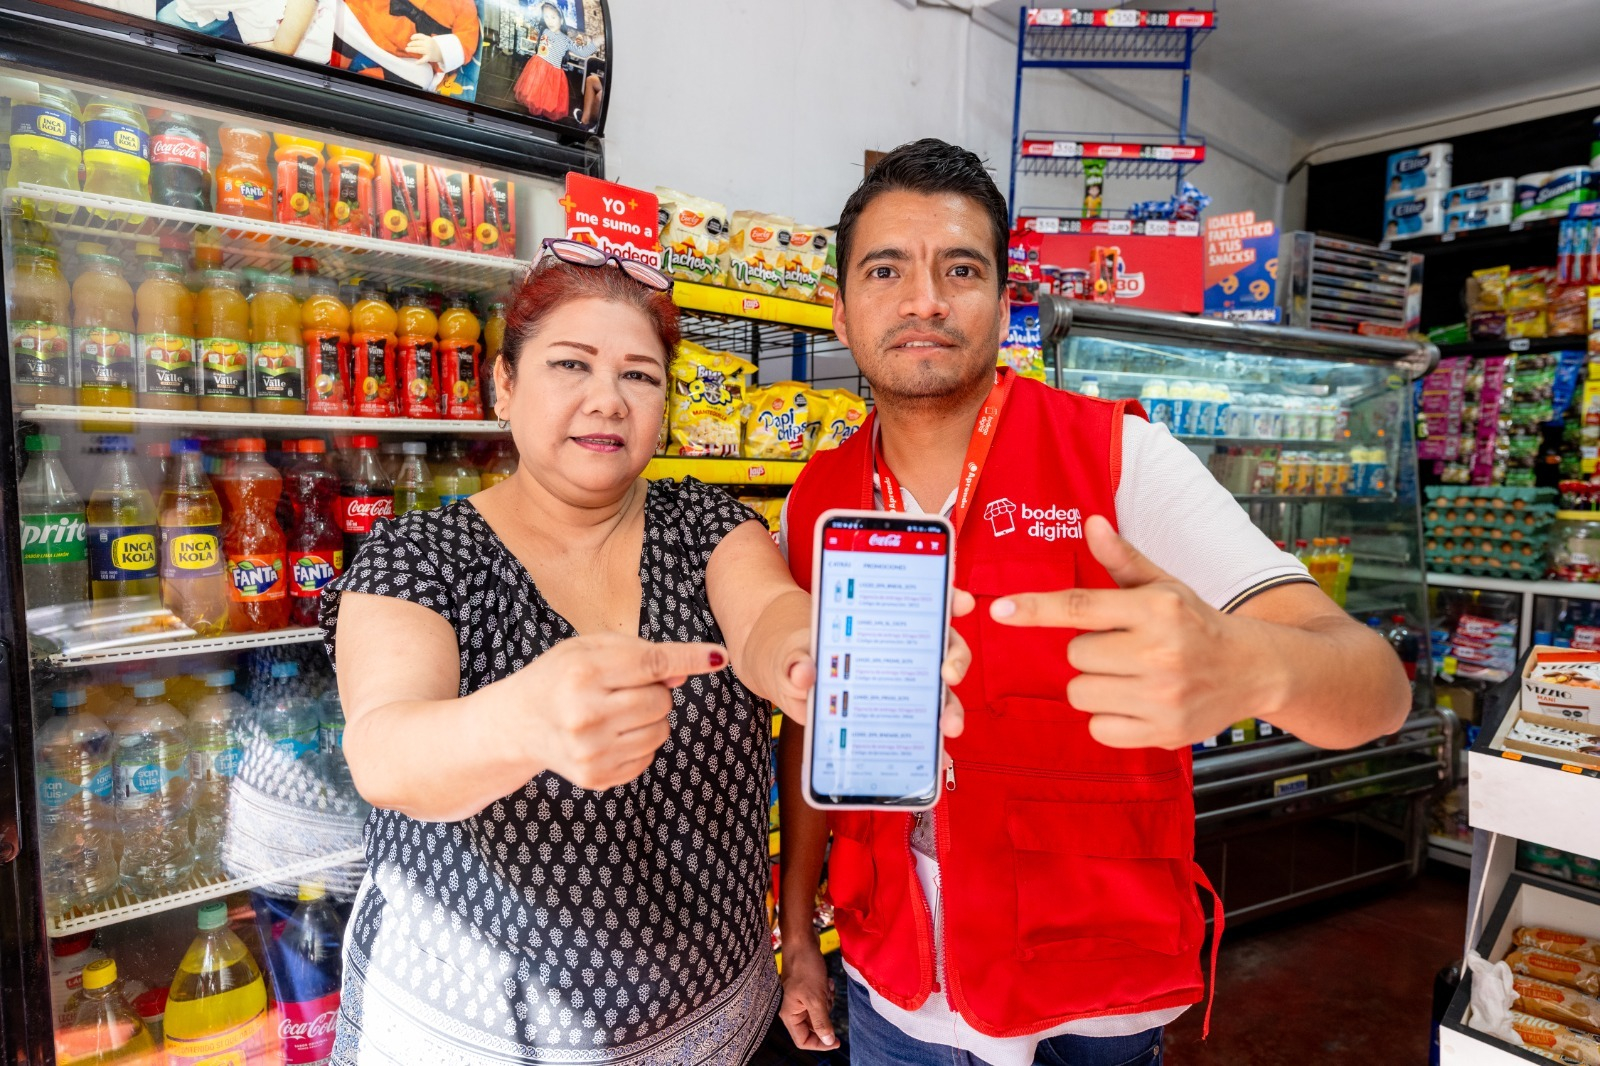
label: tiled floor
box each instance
[753,863,1470,1065]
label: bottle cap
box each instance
[292,255,319,276]
[298,881,327,902]
[380,442,405,455]
[51,932,95,957]
[300,439,326,454]
[352,435,379,449]
[196,901,229,930]
[235,438,267,453]
[444,290,471,309]
[201,670,235,687]
[402,441,428,456]
[94,435,134,455]
[24,435,60,452]
[133,680,166,699]
[270,662,300,679]
[170,438,203,455]
[307,276,338,296]
[52,689,87,710]
[81,958,118,990]
[202,268,241,288]
[132,988,169,1020]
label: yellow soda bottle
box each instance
[164,901,270,1065]
[86,436,159,609]
[54,958,156,1065]
[158,439,229,637]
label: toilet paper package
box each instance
[1531,167,1596,219]
[1384,190,1446,239]
[1446,202,1512,234]
[1385,143,1452,197]
[1515,173,1550,219]
[1445,178,1515,211]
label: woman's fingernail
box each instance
[709,650,726,668]
[991,599,1016,619]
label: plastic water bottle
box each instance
[393,442,439,515]
[164,901,270,1063]
[113,679,192,896]
[56,958,155,1064]
[258,662,319,762]
[189,670,247,877]
[318,688,356,799]
[36,688,120,914]
[263,882,344,1065]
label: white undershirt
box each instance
[778,415,1312,1064]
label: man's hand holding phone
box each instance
[989,514,1270,750]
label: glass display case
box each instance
[1039,296,1454,924]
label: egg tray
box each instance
[1423,485,1558,508]
[1428,540,1547,564]
[1424,504,1557,535]
[1426,557,1545,578]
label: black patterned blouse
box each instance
[321,481,779,1065]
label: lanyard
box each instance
[873,368,1015,537]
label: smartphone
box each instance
[802,509,955,811]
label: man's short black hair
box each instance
[835,138,1010,298]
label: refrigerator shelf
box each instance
[44,626,323,668]
[48,846,364,935]
[19,405,511,436]
[3,185,529,291]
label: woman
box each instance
[324,245,961,1064]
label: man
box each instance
[775,139,1411,1066]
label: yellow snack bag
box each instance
[726,211,791,295]
[744,381,813,459]
[812,389,870,453]
[815,227,838,306]
[669,342,754,457]
[780,226,829,301]
[656,187,730,286]
[739,496,785,544]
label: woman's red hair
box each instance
[501,257,681,377]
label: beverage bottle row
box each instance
[55,889,344,1066]
[1296,537,1353,606]
[8,242,507,421]
[39,668,356,913]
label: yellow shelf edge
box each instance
[645,457,805,486]
[673,281,835,332]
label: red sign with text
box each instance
[561,174,661,268]
[1038,233,1203,313]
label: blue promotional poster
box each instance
[1203,211,1281,322]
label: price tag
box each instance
[1051,141,1080,158]
[1145,220,1171,236]
[1151,146,1176,161]
[1272,773,1309,797]
[1104,9,1140,27]
[1031,8,1066,26]
[1175,221,1201,237]
[1511,338,1531,351]
[1035,216,1061,234]
[1106,219,1133,235]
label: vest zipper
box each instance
[905,816,938,998]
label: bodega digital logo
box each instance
[985,499,1084,541]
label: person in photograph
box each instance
[155,0,334,62]
[332,0,480,92]
[510,0,597,121]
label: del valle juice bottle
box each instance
[165,901,270,1066]
[9,244,72,405]
[286,439,342,628]
[274,136,326,229]
[74,254,136,415]
[350,284,397,418]
[251,275,305,414]
[396,285,439,419]
[325,144,374,237]
[303,277,350,416]
[196,270,251,413]
[222,439,289,633]
[439,292,483,420]
[136,261,197,410]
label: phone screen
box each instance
[807,512,952,808]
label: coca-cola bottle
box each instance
[150,112,212,211]
[338,435,393,565]
[261,882,344,1066]
[288,439,344,629]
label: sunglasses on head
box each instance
[539,237,674,293]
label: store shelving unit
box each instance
[1433,336,1588,359]
[21,406,510,435]
[42,627,324,668]
[1008,6,1215,217]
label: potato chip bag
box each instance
[812,389,870,453]
[780,227,829,301]
[815,228,839,305]
[669,342,754,456]
[739,496,785,544]
[657,187,729,286]
[744,381,813,458]
[726,211,791,295]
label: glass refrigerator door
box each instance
[3,62,544,1059]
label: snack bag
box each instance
[739,496,785,544]
[1508,267,1554,310]
[376,156,426,244]
[812,389,870,453]
[744,381,813,459]
[1000,305,1047,380]
[1469,266,1509,312]
[669,343,754,456]
[657,187,729,285]
[470,175,517,257]
[424,166,470,251]
[816,228,839,305]
[726,211,791,295]
[780,227,829,301]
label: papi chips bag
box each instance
[670,342,755,457]
[812,389,870,453]
[726,211,791,295]
[657,187,729,286]
[744,381,813,458]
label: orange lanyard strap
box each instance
[873,368,1016,537]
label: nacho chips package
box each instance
[816,228,839,305]
[669,343,755,456]
[726,211,791,295]
[812,389,870,453]
[780,226,829,301]
[657,187,730,286]
[744,381,814,459]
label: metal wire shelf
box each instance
[1022,8,1216,65]
[678,312,872,400]
[1017,134,1206,181]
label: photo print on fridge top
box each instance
[73,0,608,131]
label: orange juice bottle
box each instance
[215,127,273,221]
[438,292,483,420]
[136,261,197,410]
[303,277,351,417]
[350,284,397,419]
[480,299,505,418]
[196,270,252,413]
[9,244,73,406]
[326,145,375,236]
[274,135,325,229]
[250,275,305,415]
[396,285,439,419]
[73,254,136,413]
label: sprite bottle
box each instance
[19,434,89,610]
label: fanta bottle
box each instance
[164,902,270,1065]
[222,439,289,632]
[438,292,482,420]
[80,97,149,224]
[215,127,273,222]
[285,439,343,629]
[159,439,228,637]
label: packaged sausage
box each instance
[1513,974,1600,1035]
[425,166,470,251]
[657,187,729,286]
[726,211,791,295]
[1508,949,1600,997]
[470,175,517,257]
[1518,927,1600,965]
[375,156,426,244]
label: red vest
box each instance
[787,378,1218,1038]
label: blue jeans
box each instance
[846,980,1162,1066]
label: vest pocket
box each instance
[1005,796,1199,962]
[967,555,1079,712]
[825,813,878,932]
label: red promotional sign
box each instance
[1037,233,1203,313]
[560,174,661,268]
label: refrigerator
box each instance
[1037,296,1456,927]
[0,0,608,1058]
